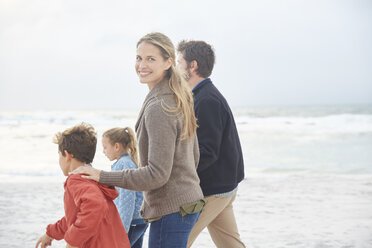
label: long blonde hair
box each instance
[103,127,139,166]
[137,32,197,140]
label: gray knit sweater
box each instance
[100,79,203,219]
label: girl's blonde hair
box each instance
[137,32,197,140]
[103,127,139,166]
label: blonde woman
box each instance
[72,32,205,248]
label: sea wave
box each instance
[1,110,372,133]
[0,110,138,127]
[0,107,371,176]
[236,114,372,134]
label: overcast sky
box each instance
[1,0,371,111]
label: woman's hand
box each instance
[70,165,101,182]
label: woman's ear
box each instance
[165,57,173,70]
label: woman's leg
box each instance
[148,212,200,248]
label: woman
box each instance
[72,32,205,248]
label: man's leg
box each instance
[187,195,234,247]
[207,194,246,248]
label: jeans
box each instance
[148,211,200,248]
[128,223,149,248]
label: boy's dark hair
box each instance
[177,40,215,78]
[53,122,97,163]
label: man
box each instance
[177,40,245,248]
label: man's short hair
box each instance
[53,122,97,163]
[177,40,215,78]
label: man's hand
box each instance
[35,233,53,248]
[70,165,101,182]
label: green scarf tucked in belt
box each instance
[145,198,208,223]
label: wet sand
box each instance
[1,173,372,247]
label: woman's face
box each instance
[135,42,172,90]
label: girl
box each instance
[73,32,205,248]
[102,127,148,248]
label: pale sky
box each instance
[1,0,371,111]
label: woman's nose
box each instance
[138,60,147,69]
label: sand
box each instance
[1,173,372,248]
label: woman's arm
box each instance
[99,105,177,191]
[73,104,177,192]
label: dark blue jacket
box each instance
[193,78,245,196]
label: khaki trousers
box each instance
[187,194,246,248]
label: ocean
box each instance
[0,105,372,247]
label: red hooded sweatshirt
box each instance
[46,174,130,248]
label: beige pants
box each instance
[187,194,246,248]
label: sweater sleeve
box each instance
[195,97,226,173]
[193,135,200,169]
[100,104,177,191]
[112,159,136,232]
[63,178,108,247]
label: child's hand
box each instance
[66,243,78,248]
[35,233,53,248]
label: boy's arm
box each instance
[46,216,69,240]
[63,177,108,247]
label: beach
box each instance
[1,105,372,247]
[1,174,372,247]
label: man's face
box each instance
[177,52,191,81]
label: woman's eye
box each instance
[148,57,155,61]
[136,56,141,61]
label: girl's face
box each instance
[102,136,119,161]
[135,42,172,90]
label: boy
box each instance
[35,123,130,248]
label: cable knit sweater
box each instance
[100,78,203,219]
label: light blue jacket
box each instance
[112,154,144,232]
